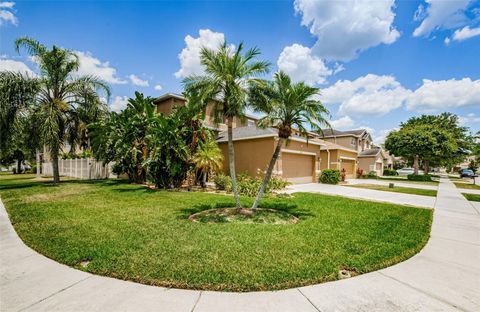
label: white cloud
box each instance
[294,0,399,61]
[154,84,163,91]
[110,96,129,112]
[0,58,35,76]
[277,44,332,85]
[322,74,410,116]
[0,1,17,26]
[459,113,480,125]
[452,26,480,41]
[75,51,126,84]
[374,128,398,144]
[406,78,480,111]
[329,116,354,129]
[128,74,149,87]
[413,0,472,37]
[175,29,226,78]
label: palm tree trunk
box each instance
[252,137,284,211]
[202,170,207,188]
[413,155,419,175]
[227,117,241,209]
[51,148,60,184]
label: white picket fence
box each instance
[42,158,116,180]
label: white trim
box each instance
[281,149,317,156]
[340,156,357,161]
[289,137,324,146]
[217,134,276,143]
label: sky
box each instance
[1,0,479,143]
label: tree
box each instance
[385,123,456,175]
[193,139,224,188]
[183,42,270,208]
[90,92,154,183]
[248,71,330,210]
[4,37,110,184]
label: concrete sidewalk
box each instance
[284,182,436,208]
[1,178,479,311]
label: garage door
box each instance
[282,152,314,184]
[341,159,355,178]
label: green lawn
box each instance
[346,184,437,197]
[463,193,480,202]
[454,182,480,190]
[377,177,439,186]
[0,174,432,291]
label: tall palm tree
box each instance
[249,71,331,210]
[183,42,270,208]
[12,37,110,184]
[193,139,223,188]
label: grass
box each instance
[376,177,439,186]
[345,184,438,197]
[462,193,480,202]
[454,182,480,190]
[0,174,433,292]
[189,208,298,224]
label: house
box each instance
[216,127,323,184]
[153,93,257,131]
[320,129,387,176]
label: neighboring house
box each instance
[153,93,257,132]
[319,141,358,179]
[216,127,323,184]
[320,129,388,177]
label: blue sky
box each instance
[1,0,479,142]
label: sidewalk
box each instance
[347,178,439,190]
[1,178,479,311]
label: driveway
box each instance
[284,182,436,208]
[1,178,479,311]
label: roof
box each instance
[358,148,385,158]
[320,141,358,153]
[320,128,368,138]
[153,93,186,103]
[216,127,323,146]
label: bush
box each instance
[407,174,432,182]
[383,169,398,176]
[366,171,378,179]
[111,163,124,176]
[356,168,364,179]
[214,173,232,192]
[319,169,340,184]
[214,172,288,196]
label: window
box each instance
[247,119,255,127]
[351,138,356,146]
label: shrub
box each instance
[383,169,398,176]
[111,163,124,176]
[407,174,432,182]
[319,169,340,184]
[214,172,288,196]
[366,171,377,179]
[214,173,232,192]
[356,168,364,179]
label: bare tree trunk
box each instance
[227,117,241,209]
[52,148,60,184]
[252,137,284,211]
[413,155,419,175]
[424,160,430,175]
[36,149,41,178]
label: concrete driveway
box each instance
[1,178,479,311]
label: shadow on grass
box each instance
[179,199,314,220]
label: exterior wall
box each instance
[155,98,187,115]
[358,154,385,176]
[219,137,275,178]
[323,136,358,151]
[320,149,358,178]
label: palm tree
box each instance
[11,37,110,184]
[249,71,331,210]
[193,139,223,188]
[183,42,270,208]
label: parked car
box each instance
[396,168,425,176]
[459,169,475,178]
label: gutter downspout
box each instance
[327,147,331,169]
